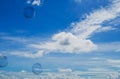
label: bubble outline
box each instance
[32,63,42,75]
[24,6,35,19]
[0,55,8,68]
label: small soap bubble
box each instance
[24,6,35,19]
[32,63,42,75]
[0,55,8,68]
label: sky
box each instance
[0,0,120,77]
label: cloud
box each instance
[88,68,113,72]
[26,0,43,6]
[11,32,96,58]
[0,70,119,79]
[95,26,117,33]
[88,57,120,72]
[116,49,120,52]
[71,5,120,39]
[74,0,81,3]
[1,36,27,43]
[107,59,120,68]
[10,51,44,58]
[9,0,120,58]
[32,0,41,6]
[58,68,73,72]
[21,70,27,73]
[30,32,97,53]
[26,0,31,4]
[97,42,120,52]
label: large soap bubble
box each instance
[24,6,35,19]
[0,55,8,68]
[32,63,42,75]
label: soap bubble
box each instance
[24,6,35,19]
[0,55,8,68]
[32,63,42,75]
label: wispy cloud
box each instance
[107,59,120,68]
[26,0,43,6]
[97,42,120,52]
[0,70,119,79]
[1,36,27,43]
[88,57,120,71]
[10,51,44,58]
[7,0,120,58]
[88,68,113,72]
[95,26,117,33]
[58,68,73,72]
[74,0,81,3]
[116,49,120,52]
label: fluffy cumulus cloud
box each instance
[10,0,120,58]
[30,32,97,53]
[10,32,97,58]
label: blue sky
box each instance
[0,0,120,74]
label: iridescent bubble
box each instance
[0,55,8,68]
[32,63,42,75]
[24,6,35,19]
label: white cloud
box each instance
[97,42,120,52]
[32,0,41,6]
[1,36,27,43]
[10,51,44,58]
[95,26,117,33]
[107,59,120,68]
[71,7,119,39]
[10,0,120,58]
[21,70,27,73]
[30,32,97,53]
[27,0,31,4]
[58,68,73,72]
[88,68,113,72]
[88,58,120,71]
[26,0,43,6]
[0,70,119,79]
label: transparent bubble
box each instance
[0,55,8,68]
[24,6,35,19]
[32,63,42,75]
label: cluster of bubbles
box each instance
[0,54,42,75]
[0,0,43,75]
[0,55,8,68]
[24,0,43,19]
[24,0,43,75]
